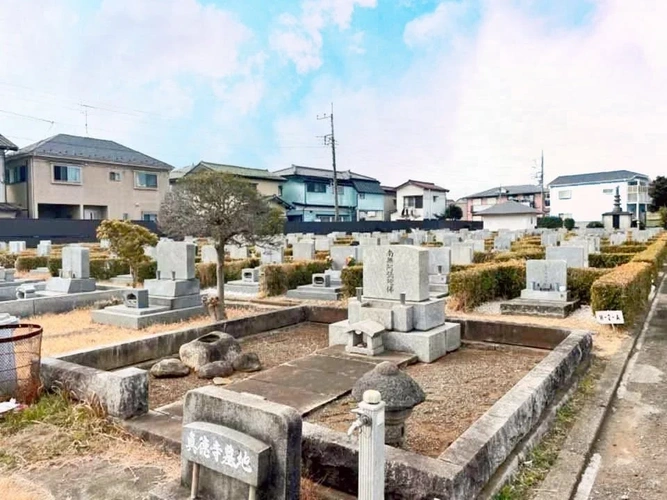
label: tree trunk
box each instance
[130,265,138,288]
[216,243,227,319]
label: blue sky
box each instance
[1,0,664,199]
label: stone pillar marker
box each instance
[348,389,385,500]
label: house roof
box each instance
[273,164,378,182]
[463,184,541,199]
[9,134,173,170]
[0,134,18,151]
[264,195,293,209]
[351,180,385,195]
[477,200,540,216]
[381,185,397,193]
[188,161,285,181]
[548,170,648,187]
[395,180,449,192]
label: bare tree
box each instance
[159,171,283,318]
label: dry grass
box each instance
[0,475,54,500]
[447,300,630,359]
[33,306,257,356]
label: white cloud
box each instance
[403,0,470,47]
[269,0,667,200]
[270,0,377,73]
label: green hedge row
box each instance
[15,256,49,272]
[631,236,667,279]
[195,258,260,289]
[262,260,329,296]
[449,261,526,311]
[47,257,131,280]
[600,244,648,254]
[568,267,611,304]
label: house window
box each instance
[135,171,158,189]
[359,193,366,199]
[433,196,439,202]
[278,185,283,197]
[122,213,129,220]
[5,165,26,184]
[142,212,158,222]
[53,165,81,184]
[109,171,121,182]
[306,182,327,193]
[404,196,424,209]
[558,190,572,200]
[602,188,613,194]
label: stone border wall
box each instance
[0,286,127,318]
[302,328,592,499]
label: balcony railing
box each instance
[628,185,649,204]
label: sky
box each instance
[0,0,665,200]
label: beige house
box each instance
[5,134,173,220]
[170,161,292,214]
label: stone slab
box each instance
[285,285,342,301]
[362,245,429,302]
[500,298,579,319]
[224,282,261,295]
[251,365,359,396]
[149,294,202,310]
[144,279,200,297]
[91,305,205,329]
[383,322,461,363]
[45,277,96,293]
[101,304,170,316]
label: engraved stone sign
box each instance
[362,245,429,302]
[182,421,271,488]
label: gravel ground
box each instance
[448,300,629,359]
[33,306,258,357]
[306,343,546,457]
[149,322,329,408]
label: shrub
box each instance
[587,221,604,228]
[195,258,260,288]
[0,252,17,268]
[451,264,474,273]
[47,257,131,280]
[15,256,49,272]
[473,252,494,264]
[631,236,667,278]
[262,260,329,296]
[600,245,647,254]
[591,262,653,324]
[589,253,635,268]
[341,265,363,298]
[493,248,545,262]
[137,260,157,283]
[567,267,611,304]
[537,216,563,229]
[449,261,526,311]
[564,218,575,231]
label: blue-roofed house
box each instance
[5,134,173,220]
[272,165,386,221]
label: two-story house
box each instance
[548,170,650,225]
[5,134,173,220]
[390,180,449,221]
[459,184,545,222]
[0,133,23,218]
[169,161,292,215]
[272,165,385,222]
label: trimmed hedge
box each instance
[341,265,363,298]
[591,262,653,324]
[47,257,131,280]
[262,260,329,296]
[567,267,611,304]
[600,245,647,254]
[449,261,526,312]
[195,258,260,289]
[15,256,49,272]
[631,236,667,278]
[588,253,635,268]
[0,253,17,268]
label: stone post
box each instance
[356,287,363,301]
[349,390,385,500]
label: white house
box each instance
[548,170,650,225]
[478,201,540,231]
[390,180,449,221]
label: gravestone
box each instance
[609,232,627,246]
[330,246,358,270]
[62,246,90,279]
[427,247,451,276]
[260,246,284,265]
[541,232,559,247]
[314,238,331,252]
[522,260,568,301]
[450,244,473,266]
[201,245,218,264]
[228,245,249,260]
[362,246,429,302]
[144,245,157,260]
[157,241,195,280]
[547,246,587,268]
[8,241,26,254]
[494,236,511,251]
[242,268,260,283]
[463,239,484,253]
[292,241,315,261]
[37,240,52,257]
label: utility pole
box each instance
[539,150,545,214]
[317,103,339,222]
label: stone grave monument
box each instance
[547,245,588,268]
[225,267,261,296]
[427,247,450,297]
[91,241,204,328]
[43,246,96,294]
[201,245,218,264]
[329,245,461,362]
[450,243,473,266]
[292,240,315,261]
[500,259,578,318]
[286,268,343,301]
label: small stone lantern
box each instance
[351,361,425,447]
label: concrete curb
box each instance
[532,268,666,500]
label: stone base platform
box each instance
[224,280,260,295]
[429,283,449,298]
[286,284,342,301]
[329,320,461,363]
[44,277,96,294]
[109,274,134,286]
[500,298,579,318]
[91,304,205,329]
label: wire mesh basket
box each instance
[0,324,43,405]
